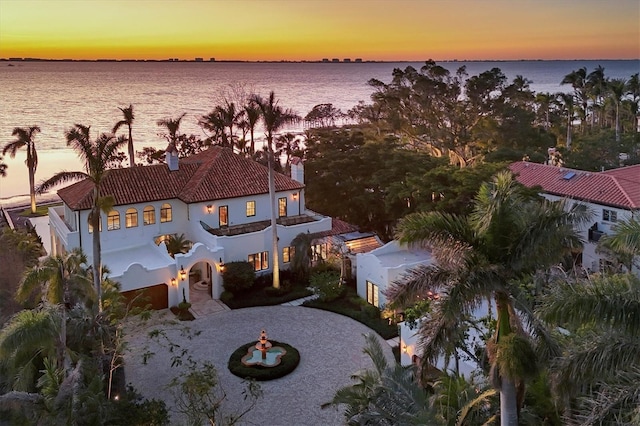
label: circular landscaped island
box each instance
[228,331,300,381]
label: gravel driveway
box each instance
[124,305,395,425]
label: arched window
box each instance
[143,205,155,225]
[107,210,120,230]
[160,203,172,223]
[125,208,138,228]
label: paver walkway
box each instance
[124,305,395,426]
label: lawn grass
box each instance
[18,204,59,217]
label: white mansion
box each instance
[47,146,355,308]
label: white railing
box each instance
[48,206,80,249]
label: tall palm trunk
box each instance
[91,199,102,312]
[28,163,36,214]
[127,125,134,167]
[566,112,572,151]
[495,291,518,426]
[268,147,280,289]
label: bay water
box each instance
[1,60,638,200]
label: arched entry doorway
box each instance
[187,260,217,302]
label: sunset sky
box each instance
[0,0,638,61]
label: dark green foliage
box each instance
[104,385,169,425]
[304,128,444,240]
[223,286,312,310]
[303,288,398,340]
[228,341,300,381]
[221,261,256,294]
[309,270,344,302]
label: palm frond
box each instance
[36,171,89,194]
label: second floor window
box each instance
[603,209,618,222]
[160,203,172,223]
[125,208,138,228]
[246,201,256,217]
[219,205,228,227]
[143,206,155,225]
[278,197,287,217]
[107,210,120,231]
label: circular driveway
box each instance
[124,305,395,425]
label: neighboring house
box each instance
[355,240,433,309]
[510,161,640,275]
[48,146,334,308]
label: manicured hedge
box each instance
[223,286,312,309]
[303,298,398,340]
[228,340,300,381]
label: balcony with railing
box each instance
[48,206,80,249]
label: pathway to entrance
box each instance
[124,304,395,425]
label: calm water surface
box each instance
[0,60,638,198]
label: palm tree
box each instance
[112,104,135,167]
[556,92,575,151]
[607,78,627,142]
[626,73,639,134]
[561,67,588,133]
[537,273,640,424]
[157,113,186,146]
[37,124,127,312]
[16,248,94,308]
[250,91,300,289]
[15,249,94,375]
[387,171,589,426]
[165,233,192,257]
[324,333,437,425]
[0,306,65,392]
[599,217,640,272]
[244,102,261,155]
[3,126,40,214]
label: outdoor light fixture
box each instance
[292,192,299,201]
[402,344,408,354]
[218,257,225,272]
[206,204,213,214]
[179,266,186,281]
[170,277,177,287]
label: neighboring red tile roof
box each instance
[58,146,305,210]
[509,161,640,210]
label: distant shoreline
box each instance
[1,58,638,64]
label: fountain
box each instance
[241,329,287,367]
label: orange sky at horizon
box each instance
[1,0,638,62]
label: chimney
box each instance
[290,156,304,184]
[166,142,179,171]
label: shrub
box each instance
[361,303,381,319]
[222,261,256,294]
[220,291,234,304]
[309,270,344,302]
[264,286,289,297]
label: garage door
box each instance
[121,283,168,310]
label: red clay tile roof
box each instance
[509,161,640,210]
[58,146,305,210]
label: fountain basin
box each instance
[241,346,287,367]
[228,340,300,381]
